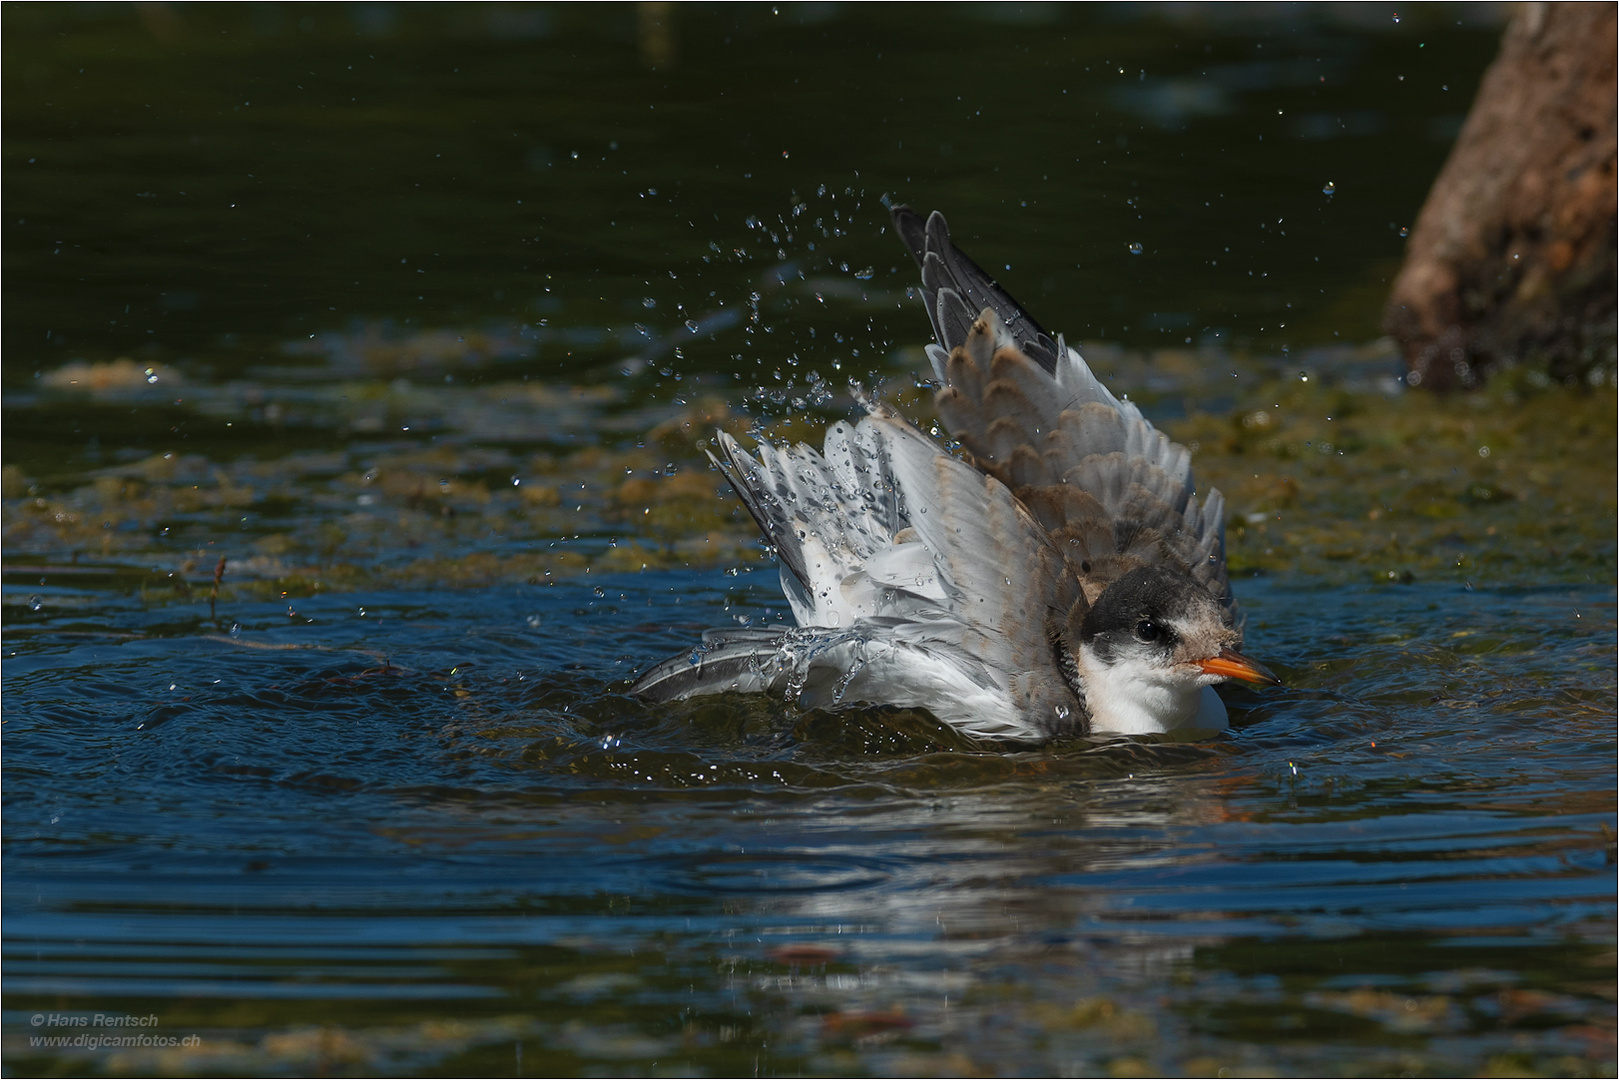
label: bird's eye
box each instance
[1134,619,1162,643]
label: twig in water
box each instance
[210,556,227,624]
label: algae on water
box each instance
[5,348,1612,610]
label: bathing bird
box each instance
[631,207,1278,740]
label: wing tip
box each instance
[891,204,928,267]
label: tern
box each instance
[632,207,1278,741]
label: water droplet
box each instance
[27,595,43,611]
[1399,226,1410,237]
[1127,242,1143,255]
[1322,181,1336,195]
[592,586,605,597]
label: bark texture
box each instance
[1384,2,1616,389]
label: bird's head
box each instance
[1079,565,1279,693]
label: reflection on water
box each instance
[5,572,1615,1075]
[4,4,1616,1077]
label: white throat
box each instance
[1076,646,1229,736]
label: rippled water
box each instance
[6,572,1616,1075]
[5,5,1616,1078]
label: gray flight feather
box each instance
[893,205,1062,375]
[633,406,1087,741]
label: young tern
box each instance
[631,207,1279,740]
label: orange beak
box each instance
[1198,646,1281,686]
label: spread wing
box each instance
[891,206,1236,628]
[857,404,1085,733]
[701,416,916,629]
[892,205,1062,374]
[632,406,1087,740]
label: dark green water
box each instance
[8,1,1493,383]
[5,5,1614,1078]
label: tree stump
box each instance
[1384,2,1616,390]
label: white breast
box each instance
[1075,648,1230,736]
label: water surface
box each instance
[4,5,1615,1077]
[6,573,1615,1075]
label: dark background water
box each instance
[8,1,1494,381]
[4,4,1615,1077]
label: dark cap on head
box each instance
[1080,565,1232,657]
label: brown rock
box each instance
[1384,2,1617,389]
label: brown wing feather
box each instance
[927,306,1238,631]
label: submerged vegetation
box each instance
[4,341,1613,619]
